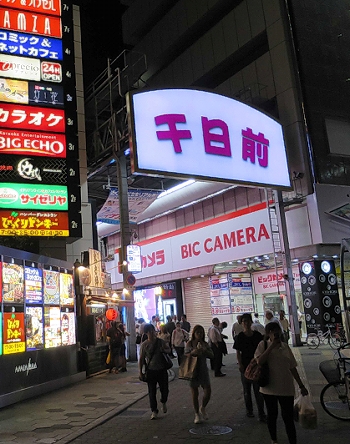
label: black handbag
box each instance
[162,350,173,370]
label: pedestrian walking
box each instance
[255,322,308,444]
[165,315,176,358]
[171,321,189,366]
[184,324,214,424]
[233,313,267,421]
[279,310,290,343]
[117,323,130,372]
[106,321,122,374]
[252,313,266,335]
[208,318,225,377]
[180,314,191,333]
[139,324,171,420]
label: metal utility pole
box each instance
[274,190,302,346]
[112,115,137,362]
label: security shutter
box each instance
[183,277,212,336]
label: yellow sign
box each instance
[0,78,28,104]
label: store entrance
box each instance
[263,295,285,315]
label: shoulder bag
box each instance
[244,340,269,387]
[158,338,173,370]
[179,343,199,380]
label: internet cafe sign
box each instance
[127,89,291,189]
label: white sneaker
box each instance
[162,402,167,413]
[199,406,208,420]
[194,413,202,424]
[151,411,158,420]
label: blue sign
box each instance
[0,31,63,60]
[24,267,43,304]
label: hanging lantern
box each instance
[106,308,117,321]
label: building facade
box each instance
[101,0,350,340]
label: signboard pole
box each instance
[115,126,136,362]
[274,190,302,346]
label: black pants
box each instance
[241,373,265,417]
[146,369,169,413]
[211,344,223,376]
[174,346,184,366]
[109,347,120,371]
[263,394,296,444]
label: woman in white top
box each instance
[255,322,308,444]
[171,321,189,366]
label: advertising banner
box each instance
[3,311,25,354]
[43,269,59,304]
[24,266,43,304]
[0,129,66,157]
[299,260,342,333]
[89,248,103,288]
[59,273,74,306]
[127,89,291,189]
[253,266,301,294]
[0,78,28,104]
[97,188,162,224]
[0,0,62,16]
[28,82,64,107]
[25,306,44,350]
[0,7,62,38]
[0,210,69,236]
[2,262,24,303]
[0,183,68,210]
[0,103,65,132]
[0,30,63,60]
[0,54,40,80]
[41,61,62,83]
[44,305,61,348]
[0,155,67,184]
[61,311,75,345]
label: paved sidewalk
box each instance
[0,345,349,444]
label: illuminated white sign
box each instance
[127,244,142,272]
[127,89,291,189]
[0,54,40,81]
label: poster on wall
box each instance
[210,275,231,315]
[3,311,25,354]
[2,262,24,303]
[229,273,254,314]
[25,266,43,304]
[59,273,74,306]
[61,311,75,345]
[44,306,61,348]
[25,306,44,350]
[43,269,60,304]
[134,288,157,323]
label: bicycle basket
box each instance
[319,360,341,384]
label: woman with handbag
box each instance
[139,323,171,420]
[184,324,214,424]
[255,322,308,444]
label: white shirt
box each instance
[252,321,265,336]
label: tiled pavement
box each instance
[1,344,349,444]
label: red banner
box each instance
[0,103,65,132]
[0,0,61,16]
[0,210,69,236]
[3,312,25,354]
[0,7,62,38]
[0,129,66,157]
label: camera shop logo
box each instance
[14,357,38,376]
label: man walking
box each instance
[208,318,226,377]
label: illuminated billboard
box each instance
[0,54,40,81]
[0,210,69,236]
[2,262,24,303]
[0,7,62,38]
[0,0,82,238]
[0,31,63,60]
[3,311,25,354]
[0,129,66,157]
[127,89,291,189]
[0,103,65,132]
[24,266,43,304]
[0,183,68,210]
[0,78,28,104]
[0,0,62,16]
[0,155,67,184]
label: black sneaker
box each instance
[246,412,255,418]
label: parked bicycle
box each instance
[319,342,350,420]
[306,326,346,349]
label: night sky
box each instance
[75,0,125,88]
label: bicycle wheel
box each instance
[306,333,320,349]
[330,333,343,349]
[320,382,350,420]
